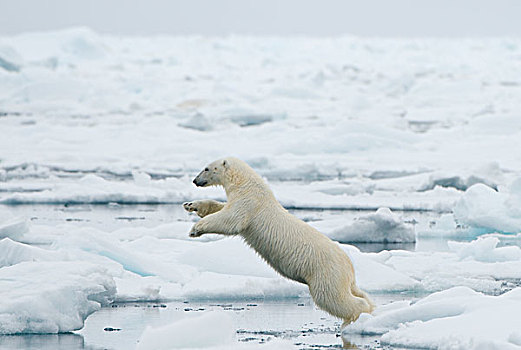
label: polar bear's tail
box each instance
[350,284,375,313]
[339,288,374,329]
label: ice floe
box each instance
[344,286,521,350]
[137,310,295,350]
[137,311,235,350]
[454,179,521,234]
[0,258,115,334]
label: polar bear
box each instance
[183,157,374,325]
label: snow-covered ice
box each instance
[1,28,520,212]
[0,239,116,334]
[344,287,521,349]
[454,179,521,234]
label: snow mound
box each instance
[344,286,521,349]
[312,208,415,243]
[0,260,115,334]
[137,311,235,349]
[454,179,521,234]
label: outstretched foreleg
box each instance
[183,199,226,218]
[188,207,246,237]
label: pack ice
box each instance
[0,27,520,349]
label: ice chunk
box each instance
[131,170,152,186]
[60,27,107,60]
[454,180,521,234]
[510,332,521,346]
[179,113,214,131]
[56,229,191,282]
[421,174,496,191]
[312,208,415,243]
[448,237,521,262]
[137,311,297,349]
[12,27,106,63]
[0,45,22,72]
[344,287,521,349]
[420,163,503,192]
[0,261,115,334]
[379,245,521,294]
[137,311,235,349]
[341,244,420,292]
[0,212,29,240]
[230,114,273,127]
[0,238,63,267]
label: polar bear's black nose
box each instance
[193,178,197,185]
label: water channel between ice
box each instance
[0,204,497,350]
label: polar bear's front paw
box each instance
[189,226,203,238]
[183,202,197,212]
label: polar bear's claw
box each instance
[189,229,202,238]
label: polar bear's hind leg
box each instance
[308,277,373,327]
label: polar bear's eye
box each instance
[204,167,209,172]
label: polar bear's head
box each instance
[193,158,230,187]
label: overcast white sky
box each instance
[1,0,520,37]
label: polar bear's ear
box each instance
[222,160,228,168]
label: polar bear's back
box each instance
[242,207,353,286]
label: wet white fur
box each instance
[186,157,374,325]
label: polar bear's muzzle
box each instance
[193,178,207,187]
[193,173,208,187]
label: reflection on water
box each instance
[0,333,97,350]
[342,338,360,349]
[78,298,410,350]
